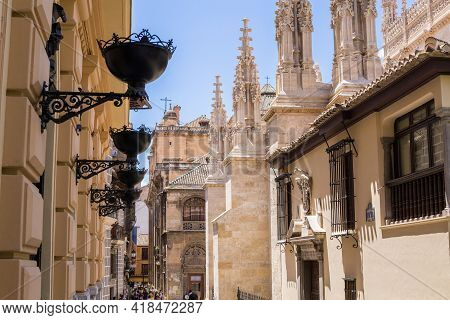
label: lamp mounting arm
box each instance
[76,157,137,183]
[39,84,142,131]
[90,187,126,206]
[98,205,127,217]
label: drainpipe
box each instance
[41,48,60,299]
[0,0,12,206]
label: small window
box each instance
[141,247,149,260]
[393,101,441,178]
[142,264,149,275]
[183,198,205,221]
[275,173,292,240]
[344,278,357,300]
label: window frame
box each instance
[327,139,356,235]
[183,197,206,222]
[275,173,292,240]
[393,100,440,179]
[141,247,149,260]
[141,264,149,276]
[344,278,357,300]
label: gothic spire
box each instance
[232,18,260,127]
[210,75,227,161]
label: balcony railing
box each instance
[182,221,205,231]
[387,166,445,223]
[236,287,267,300]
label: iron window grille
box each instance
[344,278,357,300]
[141,248,149,260]
[387,101,445,223]
[328,139,356,236]
[141,264,149,276]
[275,173,292,240]
[183,198,205,222]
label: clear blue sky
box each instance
[130,0,415,127]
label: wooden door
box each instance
[188,274,204,300]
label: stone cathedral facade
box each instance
[205,0,450,300]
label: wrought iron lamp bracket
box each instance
[39,84,142,132]
[278,239,298,257]
[76,156,137,183]
[98,205,127,217]
[330,233,359,250]
[90,187,126,206]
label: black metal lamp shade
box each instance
[110,125,152,161]
[116,167,147,188]
[98,29,176,98]
[122,188,142,205]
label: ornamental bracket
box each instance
[76,156,137,183]
[90,187,126,207]
[39,83,143,132]
[330,233,359,250]
[98,205,128,217]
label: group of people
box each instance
[126,284,165,300]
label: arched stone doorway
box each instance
[181,243,206,299]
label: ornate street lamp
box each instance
[75,125,151,184]
[39,29,176,131]
[131,249,137,260]
[110,125,152,161]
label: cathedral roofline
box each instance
[269,39,450,163]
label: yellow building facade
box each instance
[0,0,132,300]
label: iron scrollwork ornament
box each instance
[330,234,359,250]
[97,29,176,56]
[90,187,126,207]
[39,85,138,131]
[76,156,137,183]
[98,205,127,217]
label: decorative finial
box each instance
[239,18,253,56]
[213,75,223,108]
[402,0,407,14]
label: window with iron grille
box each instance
[387,101,445,222]
[276,173,292,240]
[327,139,356,235]
[344,278,357,300]
[183,197,205,221]
[141,247,149,260]
[111,250,118,279]
[142,264,149,276]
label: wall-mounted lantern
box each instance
[40,28,176,131]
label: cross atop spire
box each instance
[161,97,172,112]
